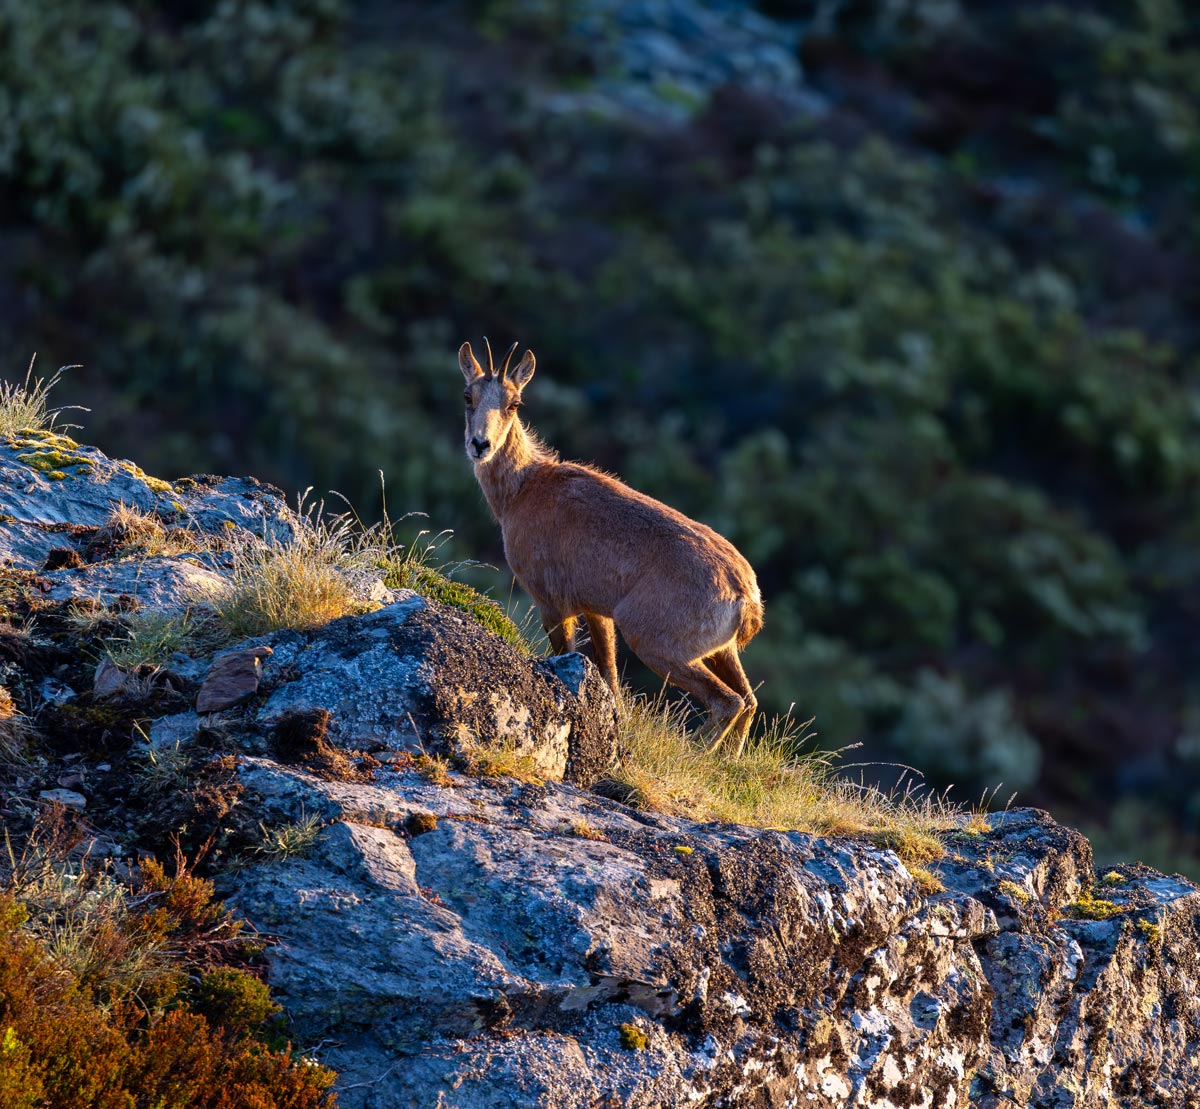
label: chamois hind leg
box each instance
[704,645,757,759]
[634,649,745,752]
[582,612,619,694]
[542,612,578,656]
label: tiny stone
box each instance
[93,657,126,698]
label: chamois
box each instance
[458,338,763,755]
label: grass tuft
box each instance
[0,686,36,771]
[208,492,393,638]
[0,357,86,440]
[452,738,543,784]
[603,690,975,865]
[252,814,324,862]
[102,608,224,669]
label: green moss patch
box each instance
[618,1022,648,1050]
[13,444,94,480]
[386,561,528,653]
[1066,890,1123,921]
[117,460,173,494]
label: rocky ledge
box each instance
[1,434,1198,1108]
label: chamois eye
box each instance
[507,402,521,413]
[463,393,472,405]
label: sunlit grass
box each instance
[103,608,224,669]
[95,502,205,559]
[208,491,393,638]
[604,690,978,864]
[0,357,85,439]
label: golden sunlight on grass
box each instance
[0,358,83,439]
[605,690,980,865]
[208,494,390,638]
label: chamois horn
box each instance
[483,335,495,378]
[500,340,519,381]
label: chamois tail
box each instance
[736,590,764,650]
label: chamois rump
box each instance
[458,339,763,755]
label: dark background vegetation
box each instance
[2,0,1198,874]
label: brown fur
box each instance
[458,340,763,755]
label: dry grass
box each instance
[605,690,975,865]
[0,357,85,439]
[95,502,204,559]
[452,738,544,784]
[207,493,393,639]
[0,685,35,771]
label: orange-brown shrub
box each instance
[0,828,336,1108]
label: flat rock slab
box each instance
[38,555,229,611]
[249,597,617,785]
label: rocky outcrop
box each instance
[224,765,1200,1109]
[0,428,293,571]
[2,435,1198,1108]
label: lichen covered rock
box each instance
[250,596,617,786]
[222,762,1200,1109]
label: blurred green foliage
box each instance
[2,0,1198,870]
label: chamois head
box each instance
[458,338,536,465]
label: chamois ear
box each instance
[458,341,484,382]
[509,349,536,389]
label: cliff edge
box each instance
[1,432,1197,1108]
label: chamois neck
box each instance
[474,419,553,518]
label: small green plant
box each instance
[999,879,1033,905]
[135,732,194,795]
[252,814,324,862]
[1066,890,1123,921]
[1136,919,1161,944]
